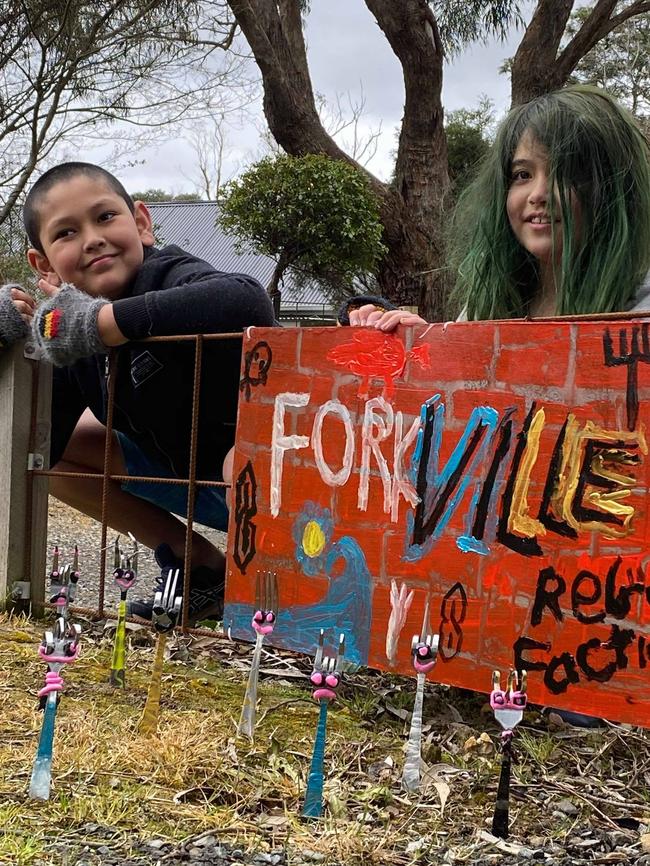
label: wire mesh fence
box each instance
[27,331,242,634]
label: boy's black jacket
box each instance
[51,245,276,479]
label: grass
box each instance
[0,612,648,865]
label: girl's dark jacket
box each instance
[51,245,276,480]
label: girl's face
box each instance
[506,131,579,266]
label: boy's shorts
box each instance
[116,432,229,531]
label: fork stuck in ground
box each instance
[138,568,182,736]
[302,629,346,819]
[237,570,279,739]
[110,533,138,688]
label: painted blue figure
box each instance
[225,502,373,666]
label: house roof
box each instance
[146,201,334,315]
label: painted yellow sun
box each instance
[302,520,326,558]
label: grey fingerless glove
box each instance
[32,282,109,366]
[0,284,30,348]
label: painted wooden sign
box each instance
[225,318,650,726]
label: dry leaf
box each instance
[479,830,533,856]
[464,732,494,755]
[258,814,289,829]
[433,780,450,814]
[385,702,410,721]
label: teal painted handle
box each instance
[302,700,329,818]
[29,691,58,799]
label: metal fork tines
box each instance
[152,568,182,633]
[113,533,139,595]
[48,544,80,615]
[43,617,82,659]
[254,570,278,630]
[238,570,279,739]
[491,669,527,731]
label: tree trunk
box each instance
[266,247,293,297]
[367,0,450,321]
[228,0,451,321]
[510,0,574,105]
[372,189,448,321]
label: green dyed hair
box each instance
[450,86,650,319]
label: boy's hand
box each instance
[32,282,111,366]
[0,284,32,347]
[38,275,62,297]
[11,287,36,325]
[38,276,126,348]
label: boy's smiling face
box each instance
[28,174,155,300]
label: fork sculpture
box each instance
[29,617,81,800]
[138,568,182,735]
[110,534,138,687]
[48,544,80,620]
[302,630,345,819]
[490,669,528,839]
[238,570,279,739]
[401,601,439,792]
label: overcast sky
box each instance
[113,1,530,195]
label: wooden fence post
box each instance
[0,341,51,613]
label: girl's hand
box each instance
[10,287,36,325]
[349,304,428,331]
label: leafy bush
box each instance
[220,154,386,290]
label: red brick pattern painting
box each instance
[225,319,650,726]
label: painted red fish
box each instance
[327,330,431,398]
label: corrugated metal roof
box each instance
[146,201,334,315]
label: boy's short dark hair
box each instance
[24,162,135,252]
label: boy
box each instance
[0,162,276,621]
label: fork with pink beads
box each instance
[237,570,279,739]
[490,669,528,839]
[302,629,346,819]
[29,617,81,800]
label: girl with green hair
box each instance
[452,85,650,321]
[347,85,650,329]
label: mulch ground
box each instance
[0,500,644,866]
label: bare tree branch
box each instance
[510,0,650,103]
[0,0,252,226]
[227,0,349,160]
[557,0,650,81]
[365,0,449,252]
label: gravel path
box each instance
[42,830,290,866]
[36,827,650,866]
